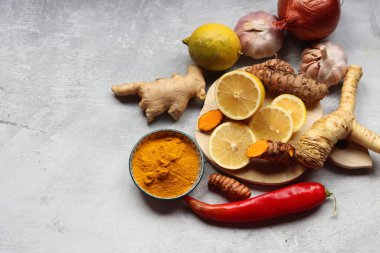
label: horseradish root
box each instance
[112,65,206,123]
[297,65,380,169]
[246,59,328,103]
[247,140,295,166]
[197,110,223,132]
[208,173,251,200]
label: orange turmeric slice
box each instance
[246,139,295,166]
[198,109,223,132]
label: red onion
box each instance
[274,0,341,41]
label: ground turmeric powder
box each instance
[131,133,201,198]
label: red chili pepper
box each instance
[184,182,334,222]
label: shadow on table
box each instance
[235,167,317,193]
[242,158,374,193]
[113,93,141,104]
[324,160,374,176]
[140,191,185,215]
[191,207,326,229]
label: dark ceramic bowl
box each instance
[129,129,204,200]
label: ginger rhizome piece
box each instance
[297,65,380,169]
[111,65,206,123]
[246,140,295,166]
[197,109,223,132]
[246,59,328,103]
[208,173,251,200]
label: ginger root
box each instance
[111,65,206,123]
[297,65,380,169]
[197,109,223,132]
[246,59,328,103]
[208,173,251,200]
[247,139,295,166]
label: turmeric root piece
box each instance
[247,59,296,74]
[246,140,295,166]
[208,173,251,200]
[246,59,328,103]
[111,65,206,123]
[297,65,380,169]
[197,109,223,132]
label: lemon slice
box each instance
[209,122,256,170]
[215,71,265,120]
[248,105,293,142]
[271,94,307,132]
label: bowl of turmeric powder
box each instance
[129,129,204,200]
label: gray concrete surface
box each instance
[1,0,380,252]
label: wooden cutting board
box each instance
[330,142,372,169]
[195,77,372,185]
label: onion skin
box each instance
[235,11,284,59]
[276,0,341,41]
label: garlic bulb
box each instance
[300,41,348,86]
[234,11,283,59]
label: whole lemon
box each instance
[183,23,241,71]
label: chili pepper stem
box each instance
[325,189,337,216]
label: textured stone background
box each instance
[0,0,379,252]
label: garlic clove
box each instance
[320,58,347,85]
[304,62,320,80]
[300,41,348,86]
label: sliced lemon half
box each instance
[271,94,307,132]
[209,122,256,170]
[248,105,293,143]
[215,71,265,120]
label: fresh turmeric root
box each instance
[197,109,223,132]
[246,140,295,166]
[111,65,206,123]
[208,173,251,200]
[247,59,295,74]
[297,65,380,169]
[246,59,328,103]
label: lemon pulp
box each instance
[209,122,256,170]
[215,71,265,120]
